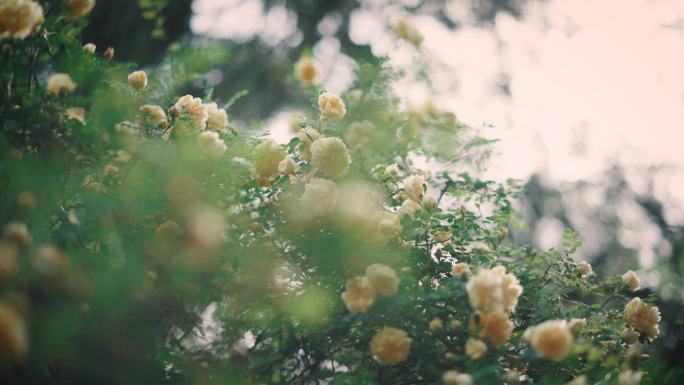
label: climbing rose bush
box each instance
[0,2,664,385]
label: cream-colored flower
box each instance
[341,276,376,313]
[529,320,573,361]
[384,163,400,177]
[83,43,96,53]
[443,371,473,385]
[618,370,643,385]
[393,18,423,47]
[568,318,587,334]
[369,327,411,365]
[398,199,421,217]
[289,113,304,133]
[296,127,320,161]
[174,95,209,131]
[115,150,132,163]
[253,139,286,185]
[104,163,119,177]
[0,0,44,40]
[367,211,402,245]
[346,120,374,149]
[46,73,76,95]
[301,178,339,217]
[429,318,444,332]
[278,156,298,175]
[623,297,660,340]
[576,261,593,277]
[366,263,400,297]
[334,181,382,228]
[318,92,346,120]
[451,263,471,277]
[103,46,114,60]
[465,338,487,360]
[185,206,225,258]
[474,312,514,347]
[204,102,229,131]
[310,137,351,177]
[434,231,451,242]
[566,375,587,385]
[127,70,147,91]
[3,222,31,247]
[140,105,166,125]
[0,303,28,361]
[198,131,227,160]
[294,56,318,86]
[622,327,640,344]
[403,175,425,203]
[622,270,640,292]
[68,0,95,19]
[450,319,462,331]
[0,240,19,277]
[65,107,85,124]
[466,266,523,314]
[422,195,437,210]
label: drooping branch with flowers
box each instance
[0,2,662,385]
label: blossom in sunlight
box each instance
[466,266,522,314]
[184,206,225,271]
[618,370,643,385]
[392,18,423,47]
[301,178,339,217]
[0,241,19,278]
[403,175,425,203]
[398,199,421,217]
[0,0,44,40]
[310,137,351,177]
[622,270,640,292]
[68,0,95,20]
[529,320,573,361]
[568,318,586,334]
[46,73,76,95]
[451,262,471,277]
[474,312,514,347]
[140,105,167,126]
[296,127,320,161]
[3,222,31,247]
[65,107,86,124]
[566,375,587,385]
[335,181,382,228]
[127,70,147,91]
[622,327,639,344]
[341,277,376,313]
[367,211,402,245]
[422,195,437,210]
[318,92,346,120]
[384,163,400,177]
[289,113,304,133]
[204,102,228,131]
[443,371,473,385]
[576,261,593,277]
[369,327,411,365]
[623,297,660,340]
[294,56,318,86]
[103,163,118,177]
[278,156,298,175]
[198,131,227,160]
[465,338,487,360]
[429,318,444,332]
[82,42,96,53]
[365,263,399,297]
[174,95,209,131]
[253,139,285,186]
[345,120,374,149]
[0,303,28,361]
[434,231,451,243]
